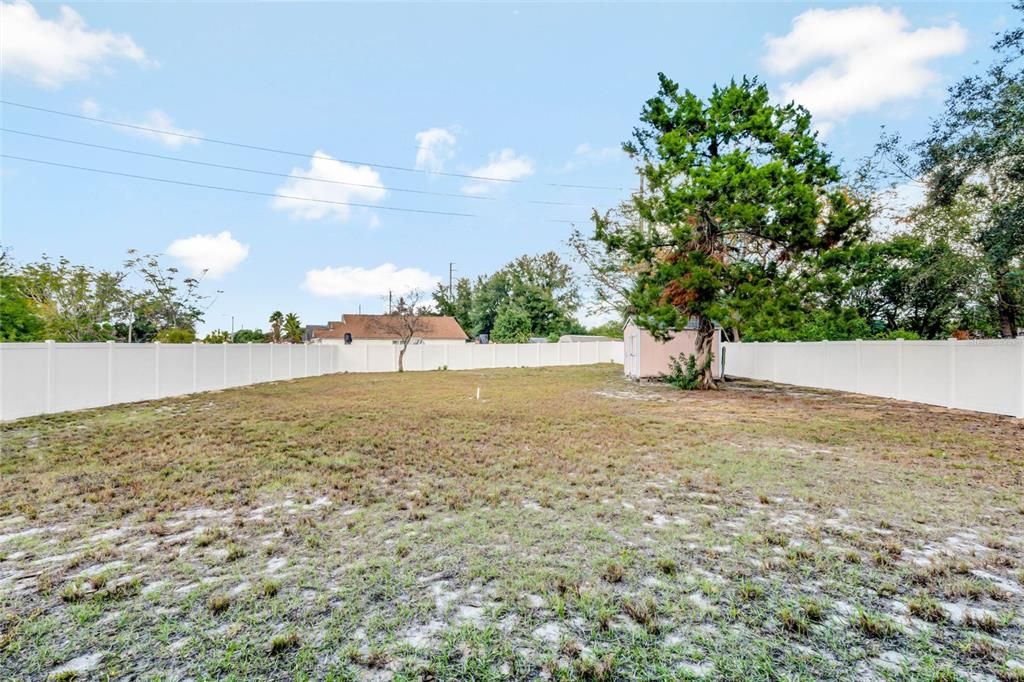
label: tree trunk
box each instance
[996,277,1018,338]
[695,315,717,389]
[398,344,407,372]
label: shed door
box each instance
[627,332,639,377]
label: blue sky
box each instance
[0,1,1011,333]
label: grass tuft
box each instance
[268,631,300,655]
[853,610,899,639]
[208,593,231,615]
[908,594,947,623]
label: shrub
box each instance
[155,327,195,343]
[661,352,712,390]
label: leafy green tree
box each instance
[594,74,867,387]
[16,255,128,341]
[268,311,284,343]
[432,277,474,333]
[466,252,582,338]
[586,320,625,339]
[203,329,230,344]
[232,328,265,343]
[490,306,532,343]
[124,251,209,333]
[155,328,196,343]
[284,313,303,343]
[917,6,1024,337]
[0,273,45,341]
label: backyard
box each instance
[1,364,1022,681]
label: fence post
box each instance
[946,338,956,409]
[223,342,228,388]
[154,341,161,399]
[575,342,582,365]
[304,343,308,377]
[444,343,450,369]
[364,344,370,372]
[192,342,198,391]
[248,342,254,384]
[45,339,55,414]
[317,344,322,375]
[107,340,115,404]
[536,343,541,367]
[492,343,497,368]
[1018,337,1024,419]
[288,345,293,379]
[895,338,904,400]
[855,339,863,394]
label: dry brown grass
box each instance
[1,366,1021,680]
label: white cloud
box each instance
[574,143,622,161]
[125,109,200,148]
[78,99,200,149]
[302,264,437,298]
[0,0,150,88]
[562,142,624,172]
[414,128,457,172]
[461,148,535,195]
[273,151,386,221]
[763,6,967,130]
[166,231,249,279]
[80,97,100,116]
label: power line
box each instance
[0,100,513,183]
[3,128,593,208]
[0,154,477,218]
[0,99,628,192]
[2,128,494,202]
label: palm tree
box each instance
[284,312,303,343]
[268,310,283,343]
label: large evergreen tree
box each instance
[594,74,867,388]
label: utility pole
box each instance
[448,262,456,298]
[388,290,392,314]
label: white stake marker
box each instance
[476,387,480,400]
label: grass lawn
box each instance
[1,364,1023,681]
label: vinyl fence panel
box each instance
[722,338,1024,418]
[0,341,625,421]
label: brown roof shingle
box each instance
[308,315,468,341]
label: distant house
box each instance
[558,335,613,343]
[623,317,722,380]
[305,315,469,346]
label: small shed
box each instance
[623,317,722,380]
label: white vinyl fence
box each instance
[722,338,1024,418]
[0,340,624,421]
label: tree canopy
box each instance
[593,73,868,387]
[432,251,584,341]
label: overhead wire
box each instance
[0,154,479,218]
[1,100,627,191]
